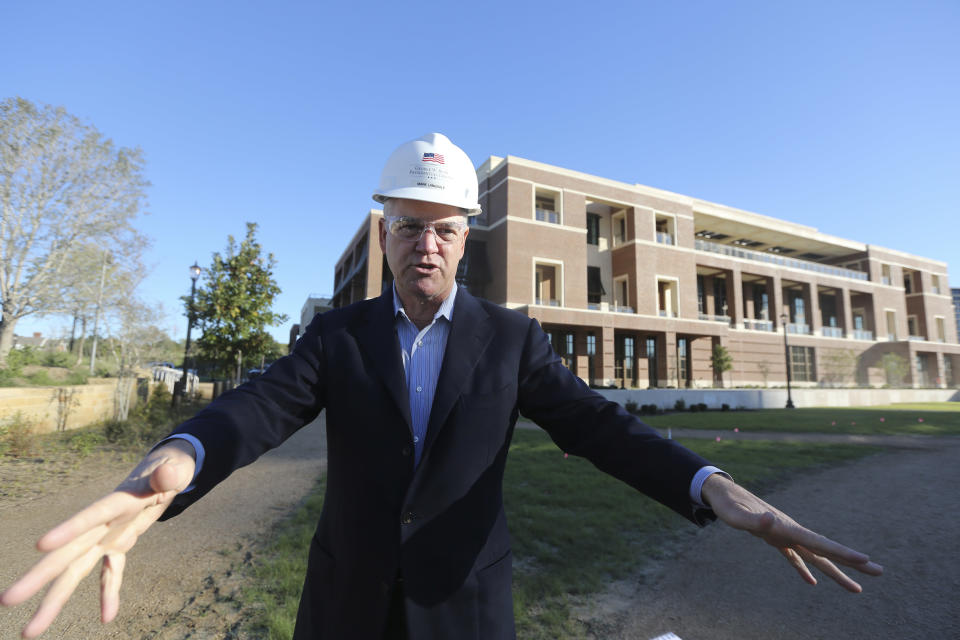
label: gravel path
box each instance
[4,421,957,639]
[580,438,960,639]
[0,415,327,640]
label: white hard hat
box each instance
[372,132,481,216]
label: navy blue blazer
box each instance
[161,287,714,639]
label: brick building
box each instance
[332,154,960,389]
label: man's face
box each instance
[379,198,469,306]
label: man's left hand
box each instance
[700,474,883,592]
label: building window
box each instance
[790,346,816,382]
[586,333,596,385]
[677,338,690,387]
[886,310,896,341]
[646,337,658,387]
[713,278,728,317]
[586,213,600,245]
[907,315,919,337]
[615,335,636,387]
[587,266,605,306]
[657,278,678,317]
[613,276,631,313]
[535,189,560,224]
[535,262,560,306]
[753,286,769,320]
[932,274,941,295]
[937,317,946,342]
[915,354,929,386]
[697,276,705,314]
[881,264,891,285]
[904,272,913,293]
[612,212,626,246]
[791,294,806,324]
[655,214,674,245]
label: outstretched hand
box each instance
[0,440,196,638]
[701,473,883,592]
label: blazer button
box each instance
[401,511,416,525]
[402,446,412,457]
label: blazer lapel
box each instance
[352,289,412,430]
[421,289,493,458]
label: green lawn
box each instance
[639,402,960,436]
[240,428,880,639]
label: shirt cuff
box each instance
[689,465,731,508]
[155,434,206,493]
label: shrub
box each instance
[65,370,89,385]
[67,429,106,457]
[43,351,72,368]
[721,403,731,411]
[624,400,639,414]
[673,399,686,411]
[698,402,708,412]
[0,368,17,387]
[5,347,38,374]
[2,412,38,457]
[640,404,658,415]
[26,370,56,385]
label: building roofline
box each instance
[480,154,947,267]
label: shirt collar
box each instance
[392,281,458,324]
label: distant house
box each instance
[12,332,67,351]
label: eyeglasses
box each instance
[384,215,467,244]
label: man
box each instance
[1,133,882,639]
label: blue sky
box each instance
[3,0,958,342]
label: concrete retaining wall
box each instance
[0,379,140,434]
[595,387,960,410]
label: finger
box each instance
[796,546,863,592]
[151,462,183,493]
[1,523,110,607]
[21,542,107,638]
[778,547,817,586]
[37,491,144,551]
[100,553,126,623]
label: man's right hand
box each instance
[0,439,197,639]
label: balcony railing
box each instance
[695,239,869,281]
[744,319,774,331]
[535,298,560,306]
[535,208,559,224]
[587,303,601,310]
[908,335,926,342]
[787,323,811,335]
[853,329,874,341]
[656,231,673,245]
[614,305,635,313]
[821,326,844,338]
[699,313,731,324]
[658,309,677,317]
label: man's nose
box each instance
[415,226,440,252]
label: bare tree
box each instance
[0,97,149,366]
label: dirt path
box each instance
[0,415,327,640]
[579,440,960,639]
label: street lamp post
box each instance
[781,312,795,409]
[173,262,202,408]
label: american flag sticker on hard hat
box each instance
[422,152,445,164]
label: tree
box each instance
[821,349,859,387]
[0,97,149,365]
[711,343,733,388]
[880,352,909,387]
[191,222,288,382]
